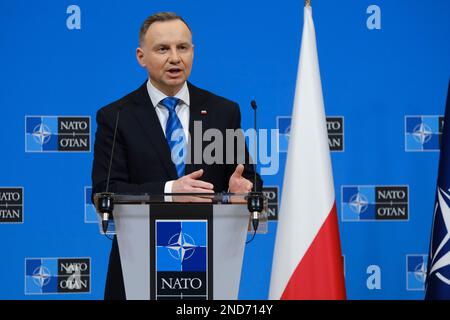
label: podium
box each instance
[94,193,265,300]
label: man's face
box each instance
[137,19,194,96]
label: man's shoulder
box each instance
[188,82,239,110]
[97,82,147,117]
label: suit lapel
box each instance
[186,82,210,175]
[129,82,178,180]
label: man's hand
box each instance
[171,169,214,203]
[229,164,253,193]
[172,169,214,193]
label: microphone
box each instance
[246,100,264,234]
[97,106,122,235]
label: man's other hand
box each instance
[229,164,253,193]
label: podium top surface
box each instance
[93,192,254,205]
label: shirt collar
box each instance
[147,80,190,108]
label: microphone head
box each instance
[97,192,114,215]
[250,100,257,110]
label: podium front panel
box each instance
[212,204,249,300]
[149,204,213,300]
[113,203,249,300]
[113,204,150,300]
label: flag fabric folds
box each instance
[268,5,346,300]
[425,80,450,300]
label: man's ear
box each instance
[136,47,145,67]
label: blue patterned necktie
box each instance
[160,97,186,177]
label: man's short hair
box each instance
[139,12,192,46]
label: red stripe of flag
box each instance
[281,202,346,300]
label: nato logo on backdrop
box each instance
[263,186,279,221]
[406,255,427,291]
[25,258,91,294]
[0,187,24,223]
[155,220,208,300]
[341,185,409,221]
[277,116,344,152]
[405,115,443,151]
[25,116,90,152]
[84,186,115,234]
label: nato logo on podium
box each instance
[155,220,208,300]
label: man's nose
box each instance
[168,48,181,63]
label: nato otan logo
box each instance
[277,116,344,152]
[406,255,428,291]
[263,186,279,221]
[84,186,115,234]
[25,116,90,152]
[405,115,443,151]
[341,185,409,221]
[25,258,91,294]
[156,220,208,300]
[0,187,24,223]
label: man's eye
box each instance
[178,45,188,51]
[157,47,168,53]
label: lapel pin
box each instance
[201,110,207,115]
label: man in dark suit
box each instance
[92,12,262,299]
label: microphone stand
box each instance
[97,107,122,235]
[246,100,265,239]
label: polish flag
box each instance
[269,4,346,300]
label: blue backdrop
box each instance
[1,0,449,299]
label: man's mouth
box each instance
[167,68,183,76]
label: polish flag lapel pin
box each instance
[201,109,207,115]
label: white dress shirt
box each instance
[146,80,190,194]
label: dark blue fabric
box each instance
[426,80,450,300]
